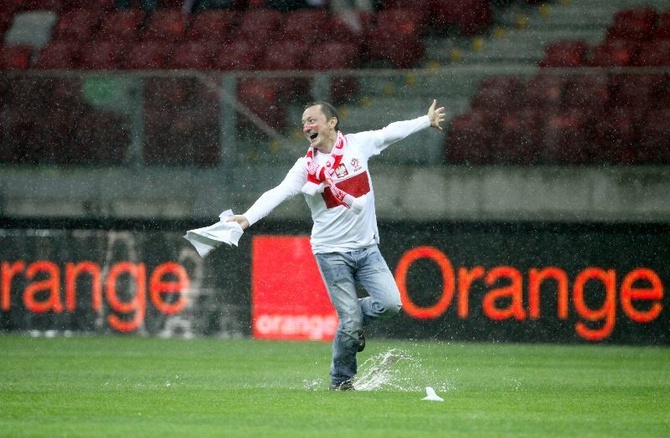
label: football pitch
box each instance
[1,335,668,437]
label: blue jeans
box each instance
[315,245,402,385]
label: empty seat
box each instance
[168,40,217,70]
[634,38,670,66]
[636,109,670,164]
[0,44,33,70]
[187,9,237,42]
[541,109,592,164]
[211,40,262,71]
[141,9,188,42]
[651,11,670,40]
[237,78,287,131]
[303,41,360,103]
[280,8,329,43]
[64,0,116,11]
[235,9,283,42]
[123,40,170,69]
[144,77,197,109]
[522,74,568,111]
[50,8,102,41]
[607,7,659,42]
[97,9,146,42]
[34,40,81,69]
[563,74,610,118]
[72,110,130,165]
[539,40,589,68]
[78,41,128,69]
[589,39,639,67]
[258,40,308,98]
[470,76,524,123]
[427,0,493,36]
[592,107,640,164]
[609,73,665,111]
[445,111,493,165]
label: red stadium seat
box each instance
[562,74,610,118]
[589,39,639,67]
[187,9,237,42]
[211,40,262,71]
[78,41,128,69]
[168,40,217,70]
[235,9,283,42]
[634,39,670,66]
[539,40,589,67]
[97,9,146,42]
[258,40,308,98]
[21,0,65,12]
[144,76,196,109]
[427,0,493,36]
[636,109,670,164]
[607,7,659,42]
[522,74,567,111]
[123,40,171,69]
[609,73,665,111]
[64,0,115,11]
[141,9,188,42]
[34,40,81,69]
[280,8,329,43]
[73,110,130,165]
[592,107,640,164]
[541,109,592,164]
[445,111,493,165]
[237,78,287,131]
[493,109,544,165]
[470,76,524,123]
[51,8,102,41]
[327,10,375,43]
[651,11,670,40]
[0,45,33,70]
[303,41,360,103]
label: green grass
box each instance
[0,335,669,437]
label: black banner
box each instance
[1,220,668,344]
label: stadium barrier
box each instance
[1,219,667,345]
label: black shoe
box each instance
[357,332,365,352]
[329,380,355,391]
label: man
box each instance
[228,100,446,390]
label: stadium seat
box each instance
[236,78,287,131]
[144,76,196,109]
[303,41,360,103]
[33,40,81,69]
[327,10,375,44]
[77,40,128,69]
[538,40,589,68]
[634,39,670,66]
[541,109,592,164]
[211,40,262,71]
[168,40,217,70]
[280,8,329,43]
[72,110,130,165]
[21,0,66,12]
[51,8,102,41]
[235,8,283,42]
[522,74,567,111]
[651,10,670,40]
[592,107,639,164]
[609,73,665,111]
[0,106,38,163]
[141,9,188,42]
[258,40,307,98]
[96,9,146,42]
[606,7,659,42]
[589,39,639,67]
[445,111,493,165]
[493,109,544,165]
[186,9,237,42]
[427,0,493,36]
[64,0,116,11]
[0,44,33,70]
[470,76,524,124]
[562,74,610,118]
[123,40,171,69]
[636,109,670,164]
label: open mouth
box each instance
[309,132,318,140]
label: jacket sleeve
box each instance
[346,115,431,158]
[243,158,307,227]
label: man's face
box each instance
[301,105,337,152]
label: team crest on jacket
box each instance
[351,158,361,172]
[335,163,348,178]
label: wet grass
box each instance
[0,335,668,437]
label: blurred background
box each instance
[1,0,669,224]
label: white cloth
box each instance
[243,115,430,254]
[184,209,244,258]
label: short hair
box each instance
[305,101,340,131]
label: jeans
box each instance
[315,245,402,385]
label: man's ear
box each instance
[329,117,338,129]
